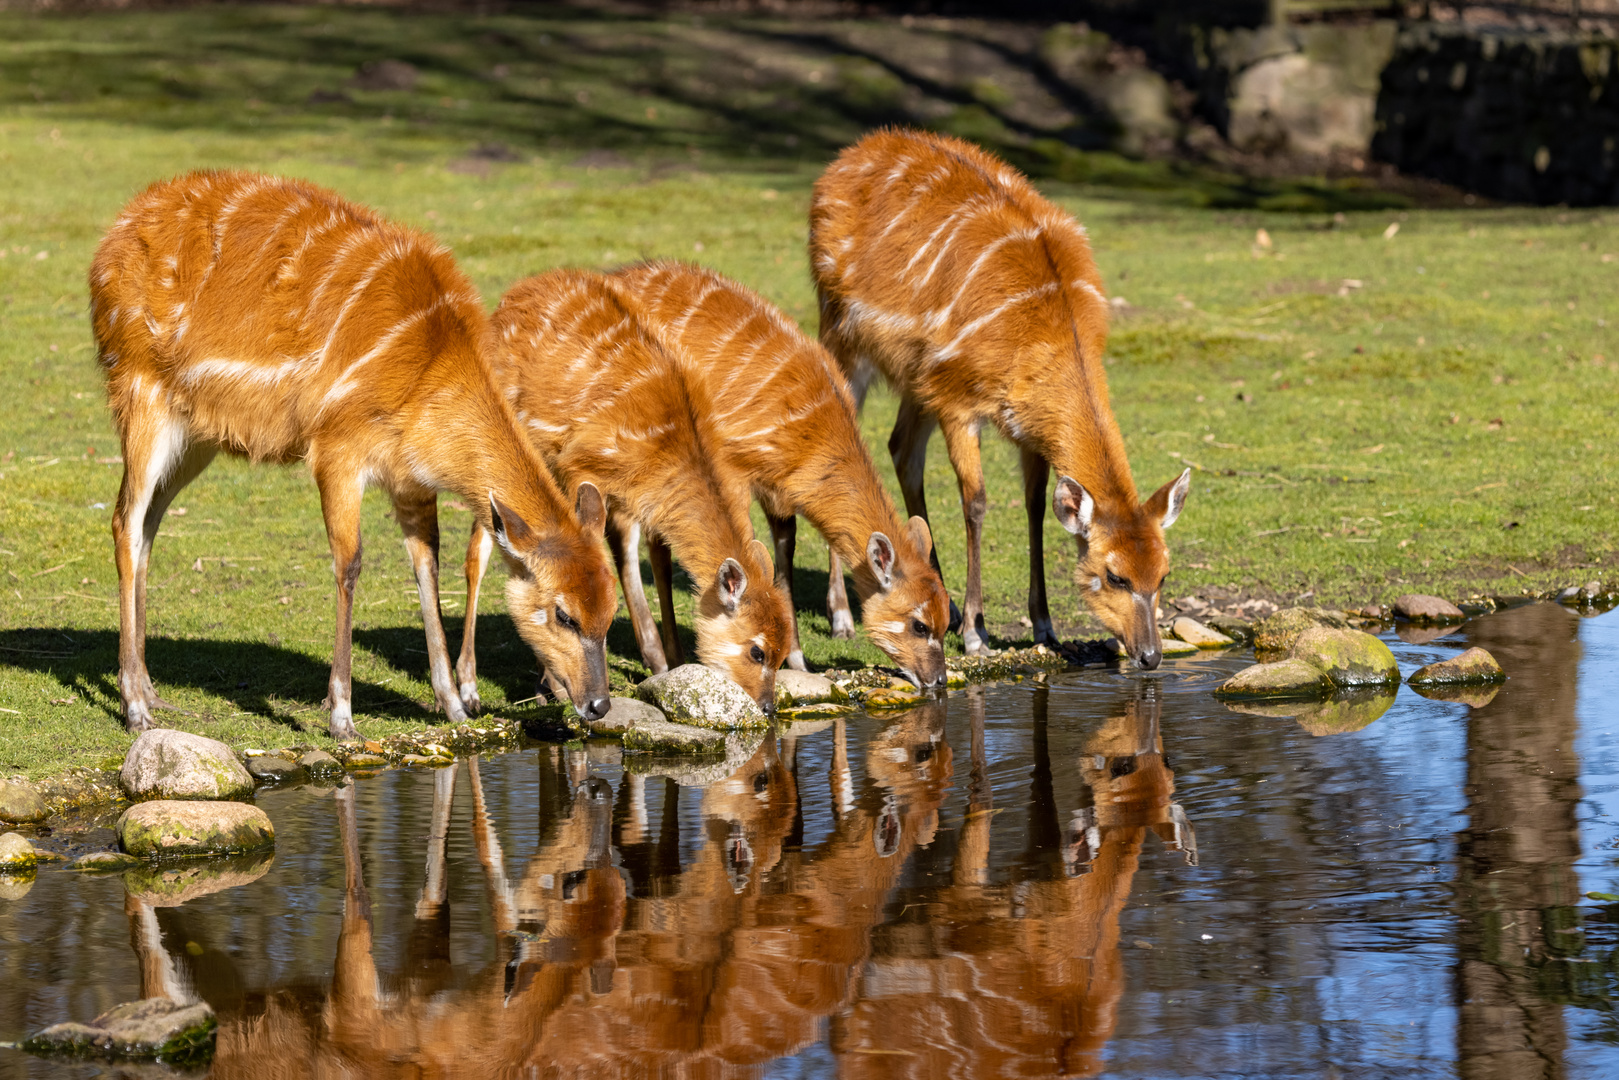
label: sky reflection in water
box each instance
[1,602,1616,1078]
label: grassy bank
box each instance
[1,5,1615,782]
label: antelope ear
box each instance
[747,538,775,582]
[906,515,933,561]
[575,481,606,539]
[1144,468,1192,530]
[716,558,747,614]
[489,492,534,559]
[866,532,896,590]
[1053,476,1094,539]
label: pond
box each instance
[1,601,1616,1078]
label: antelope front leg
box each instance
[608,512,669,674]
[889,396,960,632]
[768,512,810,668]
[940,420,989,655]
[317,468,366,742]
[1020,445,1058,648]
[395,494,468,723]
[647,532,685,667]
[456,521,493,714]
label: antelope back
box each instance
[613,260,950,680]
[491,270,792,707]
[811,130,1189,658]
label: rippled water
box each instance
[2,601,1616,1078]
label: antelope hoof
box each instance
[439,692,470,724]
[459,681,482,715]
[829,610,856,639]
[962,627,989,655]
[123,701,156,733]
[1031,620,1058,648]
[786,649,808,672]
[328,701,359,743]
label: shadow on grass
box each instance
[0,4,1416,211]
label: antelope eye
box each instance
[911,619,929,637]
[554,606,577,631]
[749,644,766,664]
[752,772,769,793]
[1106,570,1130,591]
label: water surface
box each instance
[2,602,1616,1078]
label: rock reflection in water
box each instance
[98,689,1188,1078]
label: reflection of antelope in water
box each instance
[836,683,1194,1080]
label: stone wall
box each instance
[1373,26,1619,204]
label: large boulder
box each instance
[22,998,215,1062]
[1289,626,1398,688]
[0,777,49,824]
[1409,647,1505,685]
[635,665,768,730]
[1393,594,1465,624]
[121,730,254,802]
[1214,659,1333,700]
[118,800,275,859]
[1252,607,1351,654]
[0,830,39,869]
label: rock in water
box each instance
[622,716,733,755]
[0,831,39,869]
[1214,659,1333,700]
[118,800,274,859]
[0,872,35,899]
[587,697,664,736]
[1169,617,1235,648]
[1408,646,1505,686]
[121,730,254,802]
[0,777,49,824]
[1224,690,1396,736]
[1205,616,1255,645]
[1392,594,1464,624]
[71,851,142,872]
[1409,682,1501,708]
[297,750,344,780]
[1252,607,1351,654]
[246,756,304,783]
[1289,626,1398,688]
[22,998,216,1062]
[635,665,768,730]
[774,670,846,706]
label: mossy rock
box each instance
[1214,658,1333,700]
[21,998,216,1065]
[118,800,275,859]
[1408,646,1505,686]
[1289,626,1398,688]
[123,850,274,905]
[0,830,39,869]
[1225,689,1396,736]
[1252,607,1352,654]
[635,664,768,730]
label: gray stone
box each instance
[120,729,254,802]
[635,664,768,730]
[1214,659,1333,700]
[1169,617,1235,648]
[1392,594,1465,624]
[0,831,38,869]
[1252,607,1351,654]
[773,669,845,706]
[246,756,303,782]
[297,750,344,780]
[22,998,216,1061]
[1289,626,1399,688]
[1040,23,1180,155]
[70,851,143,872]
[587,696,664,736]
[621,715,730,755]
[0,777,48,824]
[1205,616,1255,645]
[118,800,274,859]
[1408,646,1505,686]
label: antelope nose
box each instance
[760,696,777,718]
[1136,647,1162,671]
[583,696,611,721]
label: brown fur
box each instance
[89,171,616,737]
[458,269,793,711]
[613,260,950,688]
[809,130,1190,666]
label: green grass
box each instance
[1,5,1615,782]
